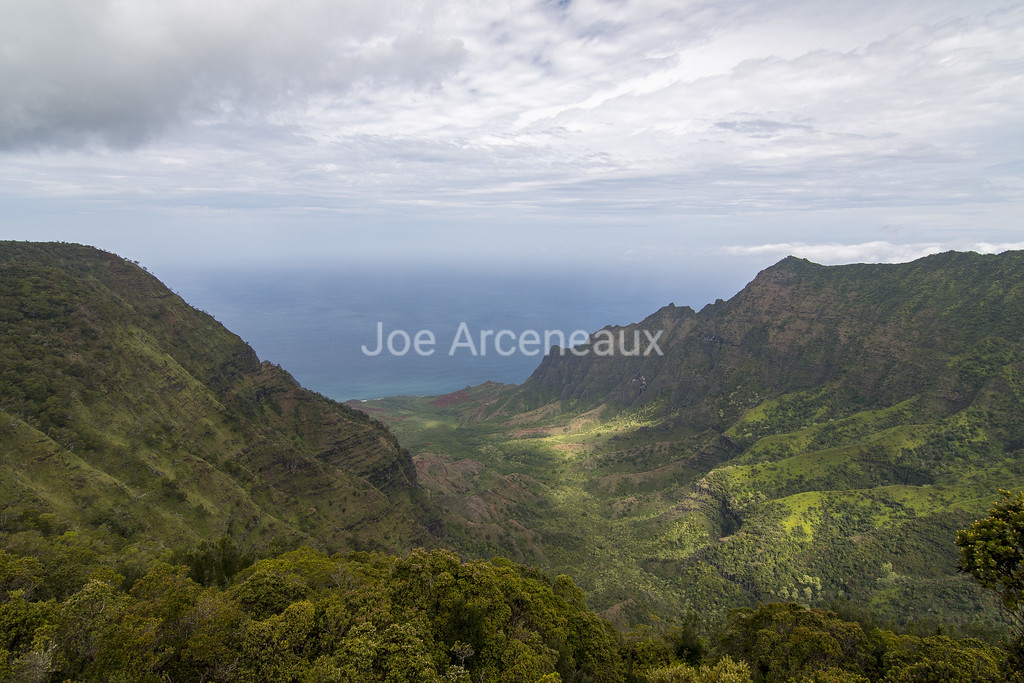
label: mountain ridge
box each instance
[3,240,1022,630]
[0,240,436,558]
[362,249,1024,628]
[485,250,1023,416]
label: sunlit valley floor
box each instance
[357,377,1015,634]
[3,242,1023,681]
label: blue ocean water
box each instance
[160,266,729,401]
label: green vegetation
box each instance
[0,537,1014,681]
[0,241,435,567]
[716,602,1008,682]
[362,249,1024,632]
[0,540,624,682]
[4,242,1024,679]
[957,489,1024,669]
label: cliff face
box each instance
[332,250,1024,627]
[511,252,1024,426]
[0,241,434,554]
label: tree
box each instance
[642,655,752,683]
[716,603,871,680]
[956,491,1024,640]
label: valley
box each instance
[2,241,1023,680]
[357,251,1024,633]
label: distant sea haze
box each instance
[165,266,723,401]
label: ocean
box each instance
[160,265,728,401]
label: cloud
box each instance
[0,0,466,149]
[722,241,1024,265]
[0,0,1022,273]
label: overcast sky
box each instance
[1,0,1022,284]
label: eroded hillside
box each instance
[0,241,438,558]
[360,251,1024,630]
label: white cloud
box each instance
[0,0,466,148]
[0,0,1022,271]
[970,241,1024,254]
[723,240,1024,265]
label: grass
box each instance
[6,242,1024,634]
[360,369,1019,629]
[0,243,435,566]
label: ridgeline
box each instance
[2,242,1022,681]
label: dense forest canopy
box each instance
[0,536,1015,681]
[2,242,1024,680]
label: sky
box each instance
[1,0,1023,290]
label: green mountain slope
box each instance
[361,251,1024,630]
[508,252,1024,419]
[0,241,437,559]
